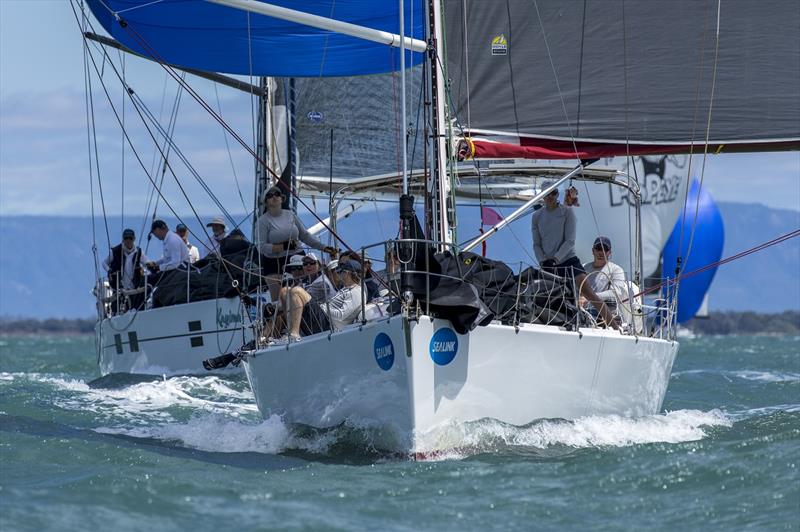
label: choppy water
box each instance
[1,334,797,530]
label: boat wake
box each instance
[3,371,794,461]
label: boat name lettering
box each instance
[216,308,241,328]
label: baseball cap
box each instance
[122,228,135,239]
[337,260,362,274]
[593,236,612,249]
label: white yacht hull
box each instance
[96,297,251,376]
[243,316,679,456]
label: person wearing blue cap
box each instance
[102,228,148,311]
[583,235,627,303]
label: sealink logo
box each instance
[373,333,394,371]
[429,327,458,365]
[307,110,324,123]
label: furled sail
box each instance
[84,0,424,77]
[445,0,800,159]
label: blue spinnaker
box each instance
[85,0,425,77]
[662,179,725,323]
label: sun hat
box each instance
[206,216,226,228]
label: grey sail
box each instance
[288,66,427,185]
[445,0,800,156]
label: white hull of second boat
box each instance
[243,316,679,456]
[96,297,251,376]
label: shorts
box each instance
[543,255,586,281]
[300,302,331,337]
[259,252,304,276]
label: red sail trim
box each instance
[460,138,800,160]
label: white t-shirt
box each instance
[582,260,627,301]
[156,231,190,271]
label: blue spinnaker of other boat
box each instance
[662,179,725,323]
[85,0,424,77]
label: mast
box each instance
[427,0,454,246]
[255,76,271,218]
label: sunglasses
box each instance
[593,245,610,252]
[265,191,282,199]
[123,237,134,241]
[302,260,317,266]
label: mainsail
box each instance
[445,0,800,159]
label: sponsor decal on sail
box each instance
[307,110,324,123]
[491,34,507,56]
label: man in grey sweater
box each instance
[532,189,619,328]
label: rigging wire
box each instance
[73,1,111,255]
[107,13,362,256]
[630,229,800,301]
[214,83,249,213]
[675,0,722,288]
[79,0,101,283]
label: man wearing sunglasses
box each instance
[582,236,627,309]
[102,228,148,311]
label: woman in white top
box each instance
[256,185,334,297]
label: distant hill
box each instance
[0,201,797,318]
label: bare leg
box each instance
[266,274,282,301]
[285,286,312,338]
[576,273,619,329]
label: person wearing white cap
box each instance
[202,215,228,258]
[299,253,335,304]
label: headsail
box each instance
[85,0,424,77]
[446,0,800,159]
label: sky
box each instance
[1,0,799,217]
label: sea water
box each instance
[0,334,797,530]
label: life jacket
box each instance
[108,243,144,289]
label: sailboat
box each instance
[81,0,799,456]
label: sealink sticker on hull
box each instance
[429,328,458,365]
[373,333,394,371]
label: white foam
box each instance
[672,369,800,383]
[1,371,257,423]
[97,414,292,454]
[419,409,733,460]
[729,370,800,383]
